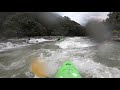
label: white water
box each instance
[31,37,120,78]
[56,37,95,49]
[0,42,29,52]
[28,38,54,44]
[38,49,120,78]
[0,38,55,52]
[1,37,120,78]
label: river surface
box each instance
[0,36,120,78]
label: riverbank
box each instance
[112,34,120,42]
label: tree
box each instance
[2,13,47,37]
[0,12,87,38]
[105,12,120,30]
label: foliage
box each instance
[0,12,87,38]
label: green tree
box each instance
[0,12,87,38]
[105,12,120,31]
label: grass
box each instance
[113,30,120,33]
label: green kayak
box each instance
[55,60,82,78]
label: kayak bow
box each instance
[55,60,82,78]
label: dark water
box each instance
[0,37,120,78]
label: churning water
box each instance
[0,36,120,78]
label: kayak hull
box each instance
[55,61,82,78]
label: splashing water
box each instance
[0,37,120,78]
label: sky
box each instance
[56,12,109,26]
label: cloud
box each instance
[56,12,109,26]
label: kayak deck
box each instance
[55,61,82,78]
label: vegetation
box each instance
[113,30,120,33]
[0,12,87,38]
[104,12,120,34]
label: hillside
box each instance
[0,12,87,38]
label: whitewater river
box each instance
[0,36,120,78]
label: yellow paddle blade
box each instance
[31,59,48,78]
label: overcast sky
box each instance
[56,12,109,26]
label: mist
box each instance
[85,20,112,43]
[28,12,62,25]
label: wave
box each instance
[56,37,96,49]
[0,38,56,52]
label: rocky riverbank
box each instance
[112,34,120,42]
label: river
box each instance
[0,36,120,78]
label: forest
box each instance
[0,12,120,39]
[0,12,86,38]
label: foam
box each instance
[28,38,54,44]
[56,37,95,49]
